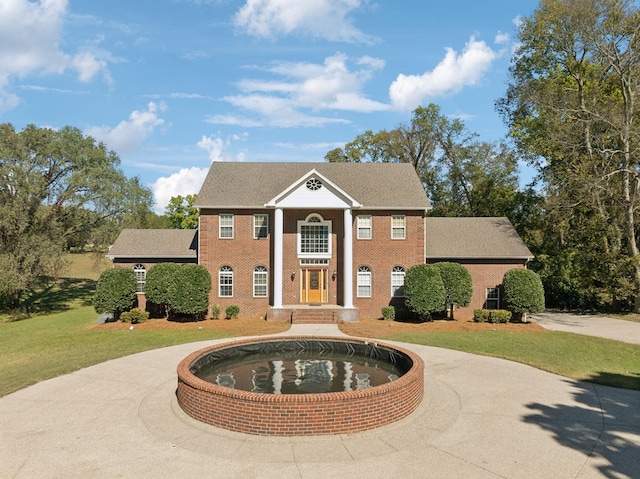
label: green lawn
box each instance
[0,305,233,396]
[1,253,639,396]
[384,330,640,390]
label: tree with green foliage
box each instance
[0,124,153,308]
[93,268,137,319]
[165,194,199,229]
[497,0,640,311]
[144,262,180,316]
[325,103,523,220]
[433,262,472,319]
[167,264,211,319]
[404,264,446,321]
[502,269,545,321]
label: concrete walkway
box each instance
[1,321,639,479]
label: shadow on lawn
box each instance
[524,374,640,479]
[19,278,97,316]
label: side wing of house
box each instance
[425,217,534,319]
[107,228,198,311]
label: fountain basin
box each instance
[176,336,424,436]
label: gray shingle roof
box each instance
[107,229,197,259]
[194,162,430,210]
[425,217,533,260]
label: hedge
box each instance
[404,264,446,321]
[503,269,545,314]
[93,268,137,318]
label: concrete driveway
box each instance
[1,323,639,479]
[530,312,640,345]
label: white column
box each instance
[273,207,283,308]
[343,208,353,308]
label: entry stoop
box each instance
[291,307,337,324]
[267,306,359,323]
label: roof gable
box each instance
[266,169,362,208]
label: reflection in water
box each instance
[200,351,402,394]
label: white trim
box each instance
[357,214,372,240]
[253,213,268,239]
[219,213,234,239]
[343,208,353,308]
[273,208,283,308]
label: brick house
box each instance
[108,162,533,321]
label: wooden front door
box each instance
[302,269,327,303]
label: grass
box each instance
[0,305,235,396]
[384,330,640,390]
[1,253,639,396]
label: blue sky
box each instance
[0,0,540,212]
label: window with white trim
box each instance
[391,215,406,239]
[133,264,146,293]
[357,215,372,239]
[298,214,331,257]
[357,266,372,297]
[219,214,234,238]
[485,287,500,309]
[253,266,268,297]
[219,266,233,297]
[391,266,406,297]
[253,214,268,239]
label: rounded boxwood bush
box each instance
[93,268,137,319]
[503,268,545,316]
[433,262,472,319]
[167,264,211,319]
[145,262,180,316]
[404,264,446,321]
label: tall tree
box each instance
[164,194,199,229]
[497,0,640,311]
[0,124,153,307]
[326,103,522,219]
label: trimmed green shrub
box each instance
[404,264,446,321]
[489,309,512,323]
[434,262,472,319]
[167,264,211,319]
[503,268,545,317]
[93,268,137,319]
[145,263,180,316]
[120,308,149,324]
[211,304,221,319]
[473,309,490,322]
[225,305,240,319]
[381,306,395,321]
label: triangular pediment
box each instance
[265,169,362,208]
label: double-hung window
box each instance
[357,266,372,297]
[253,266,268,297]
[485,287,500,309]
[391,215,406,239]
[357,215,372,239]
[391,266,406,297]
[219,266,233,297]
[133,264,146,293]
[254,214,268,239]
[219,214,234,238]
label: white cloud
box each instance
[197,133,248,161]
[209,53,386,128]
[0,0,115,111]
[234,0,375,43]
[389,37,498,111]
[85,102,166,153]
[494,31,510,45]
[151,167,209,214]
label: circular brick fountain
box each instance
[176,336,424,436]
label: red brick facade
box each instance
[199,208,425,319]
